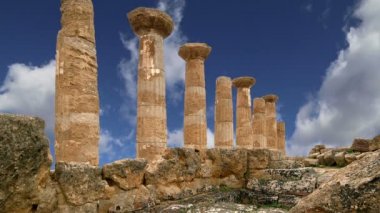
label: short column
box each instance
[214,76,233,149]
[179,43,211,150]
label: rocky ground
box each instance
[1,114,379,213]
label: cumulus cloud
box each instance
[119,0,187,123]
[168,128,215,148]
[0,61,55,133]
[288,0,380,156]
[100,129,135,163]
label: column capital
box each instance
[178,43,212,61]
[263,94,279,103]
[232,76,256,88]
[128,7,174,38]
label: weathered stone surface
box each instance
[247,168,318,208]
[145,148,201,185]
[0,114,55,212]
[277,121,286,154]
[252,98,267,148]
[201,149,248,179]
[102,159,147,190]
[233,77,256,148]
[214,76,234,148]
[55,162,111,205]
[179,43,211,150]
[55,0,100,165]
[334,151,346,167]
[128,7,174,161]
[322,150,335,166]
[344,152,358,164]
[290,150,380,213]
[351,138,372,152]
[309,144,325,155]
[263,94,279,150]
[303,158,318,167]
[99,186,154,212]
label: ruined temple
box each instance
[1,1,379,212]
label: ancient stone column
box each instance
[277,121,286,154]
[263,94,279,150]
[252,98,267,148]
[214,76,233,149]
[55,0,99,165]
[233,77,256,149]
[128,8,173,161]
[179,43,211,150]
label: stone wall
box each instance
[0,114,311,213]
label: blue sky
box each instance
[1,0,380,165]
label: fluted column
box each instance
[263,94,279,150]
[252,98,267,148]
[128,8,174,161]
[55,0,99,165]
[277,121,286,154]
[214,76,233,149]
[179,43,211,150]
[233,77,256,149]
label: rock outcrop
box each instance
[290,150,380,213]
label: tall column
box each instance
[55,0,99,165]
[252,98,267,148]
[128,8,174,161]
[233,77,256,149]
[214,76,233,149]
[179,43,211,150]
[263,94,279,150]
[277,121,286,154]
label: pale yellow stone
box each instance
[263,94,279,150]
[179,43,211,150]
[128,7,174,161]
[252,98,267,148]
[55,0,99,165]
[233,77,256,149]
[214,76,233,148]
[277,121,286,155]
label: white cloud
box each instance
[100,129,134,162]
[119,0,187,123]
[207,128,215,148]
[0,60,55,133]
[168,129,184,147]
[288,0,380,156]
[168,128,215,148]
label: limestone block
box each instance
[99,186,154,212]
[308,144,326,155]
[200,149,248,179]
[290,150,380,213]
[334,151,346,167]
[323,150,336,166]
[102,159,147,190]
[55,162,111,206]
[303,158,319,167]
[351,138,372,152]
[144,148,201,185]
[344,153,358,164]
[0,114,56,212]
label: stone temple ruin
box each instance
[54,3,287,165]
[1,1,379,212]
